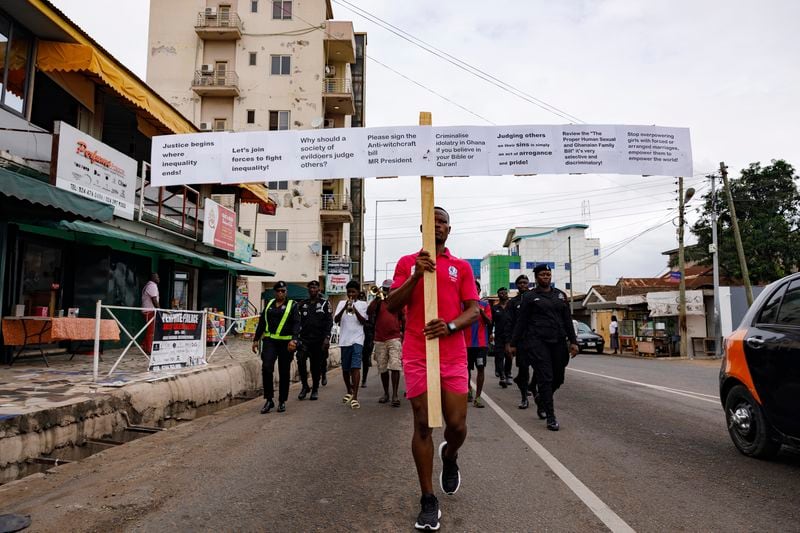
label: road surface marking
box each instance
[479,388,636,533]
[567,368,718,404]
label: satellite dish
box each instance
[311,117,324,129]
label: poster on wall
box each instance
[52,121,138,219]
[325,260,351,295]
[646,290,705,317]
[203,198,236,252]
[151,124,693,186]
[149,310,206,371]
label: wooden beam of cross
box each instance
[419,111,442,428]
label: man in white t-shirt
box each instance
[334,280,368,410]
[141,273,160,354]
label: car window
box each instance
[757,283,786,324]
[776,280,800,326]
[575,322,592,334]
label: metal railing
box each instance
[321,193,351,211]
[193,70,239,88]
[195,11,242,31]
[323,77,352,94]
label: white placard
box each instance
[150,124,692,186]
[646,290,705,317]
[54,121,137,219]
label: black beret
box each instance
[533,264,552,274]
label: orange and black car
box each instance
[719,272,800,458]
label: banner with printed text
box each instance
[151,124,692,185]
[149,311,206,371]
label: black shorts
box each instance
[467,347,488,370]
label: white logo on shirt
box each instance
[448,265,458,281]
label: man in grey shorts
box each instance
[368,280,405,407]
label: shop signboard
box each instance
[646,290,705,317]
[151,124,693,186]
[326,260,351,295]
[202,198,236,252]
[52,121,137,219]
[149,310,206,371]
[232,231,254,262]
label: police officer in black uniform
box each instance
[296,280,333,401]
[505,274,535,409]
[252,281,301,414]
[491,287,511,387]
[511,265,579,431]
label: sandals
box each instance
[342,393,353,404]
[378,395,389,404]
[349,399,361,410]
[391,399,401,408]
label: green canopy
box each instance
[0,167,114,221]
[57,220,275,276]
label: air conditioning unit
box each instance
[324,65,336,77]
[199,122,211,131]
[324,118,335,128]
[200,64,214,74]
[204,7,217,17]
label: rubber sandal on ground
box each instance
[350,399,361,409]
[391,399,401,407]
[342,393,353,404]
[378,395,389,404]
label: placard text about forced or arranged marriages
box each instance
[151,124,691,185]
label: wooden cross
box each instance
[419,111,443,428]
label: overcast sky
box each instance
[51,0,800,286]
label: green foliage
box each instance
[688,160,800,284]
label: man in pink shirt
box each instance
[387,207,479,531]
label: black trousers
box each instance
[261,338,294,402]
[297,339,326,391]
[492,346,512,378]
[529,338,570,417]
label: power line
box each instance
[332,0,585,124]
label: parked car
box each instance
[573,320,605,354]
[719,272,800,458]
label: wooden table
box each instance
[2,317,120,366]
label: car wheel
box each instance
[724,384,781,459]
[596,346,604,354]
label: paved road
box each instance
[2,354,799,532]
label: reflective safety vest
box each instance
[263,299,294,340]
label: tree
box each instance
[687,160,800,284]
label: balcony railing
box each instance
[192,70,240,96]
[195,11,242,31]
[323,77,352,94]
[321,193,351,211]
[138,164,200,240]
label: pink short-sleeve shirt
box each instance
[392,248,479,358]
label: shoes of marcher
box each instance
[414,493,441,531]
[473,397,485,408]
[467,389,474,402]
[298,385,310,400]
[495,371,501,378]
[546,416,560,431]
[277,401,286,413]
[261,399,275,414]
[361,382,367,388]
[518,398,529,410]
[527,390,533,397]
[438,441,461,495]
[505,376,513,386]
[310,390,319,401]
[533,394,547,420]
[322,374,327,386]
[499,379,508,388]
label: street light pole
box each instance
[678,177,695,358]
[373,198,406,285]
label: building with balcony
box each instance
[147,0,367,303]
[0,0,275,361]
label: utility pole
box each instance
[710,174,722,357]
[719,162,753,306]
[568,236,574,313]
[678,177,688,358]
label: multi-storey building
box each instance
[491,224,601,295]
[146,0,366,305]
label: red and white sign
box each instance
[203,198,236,252]
[53,121,137,219]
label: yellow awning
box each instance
[37,41,194,134]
